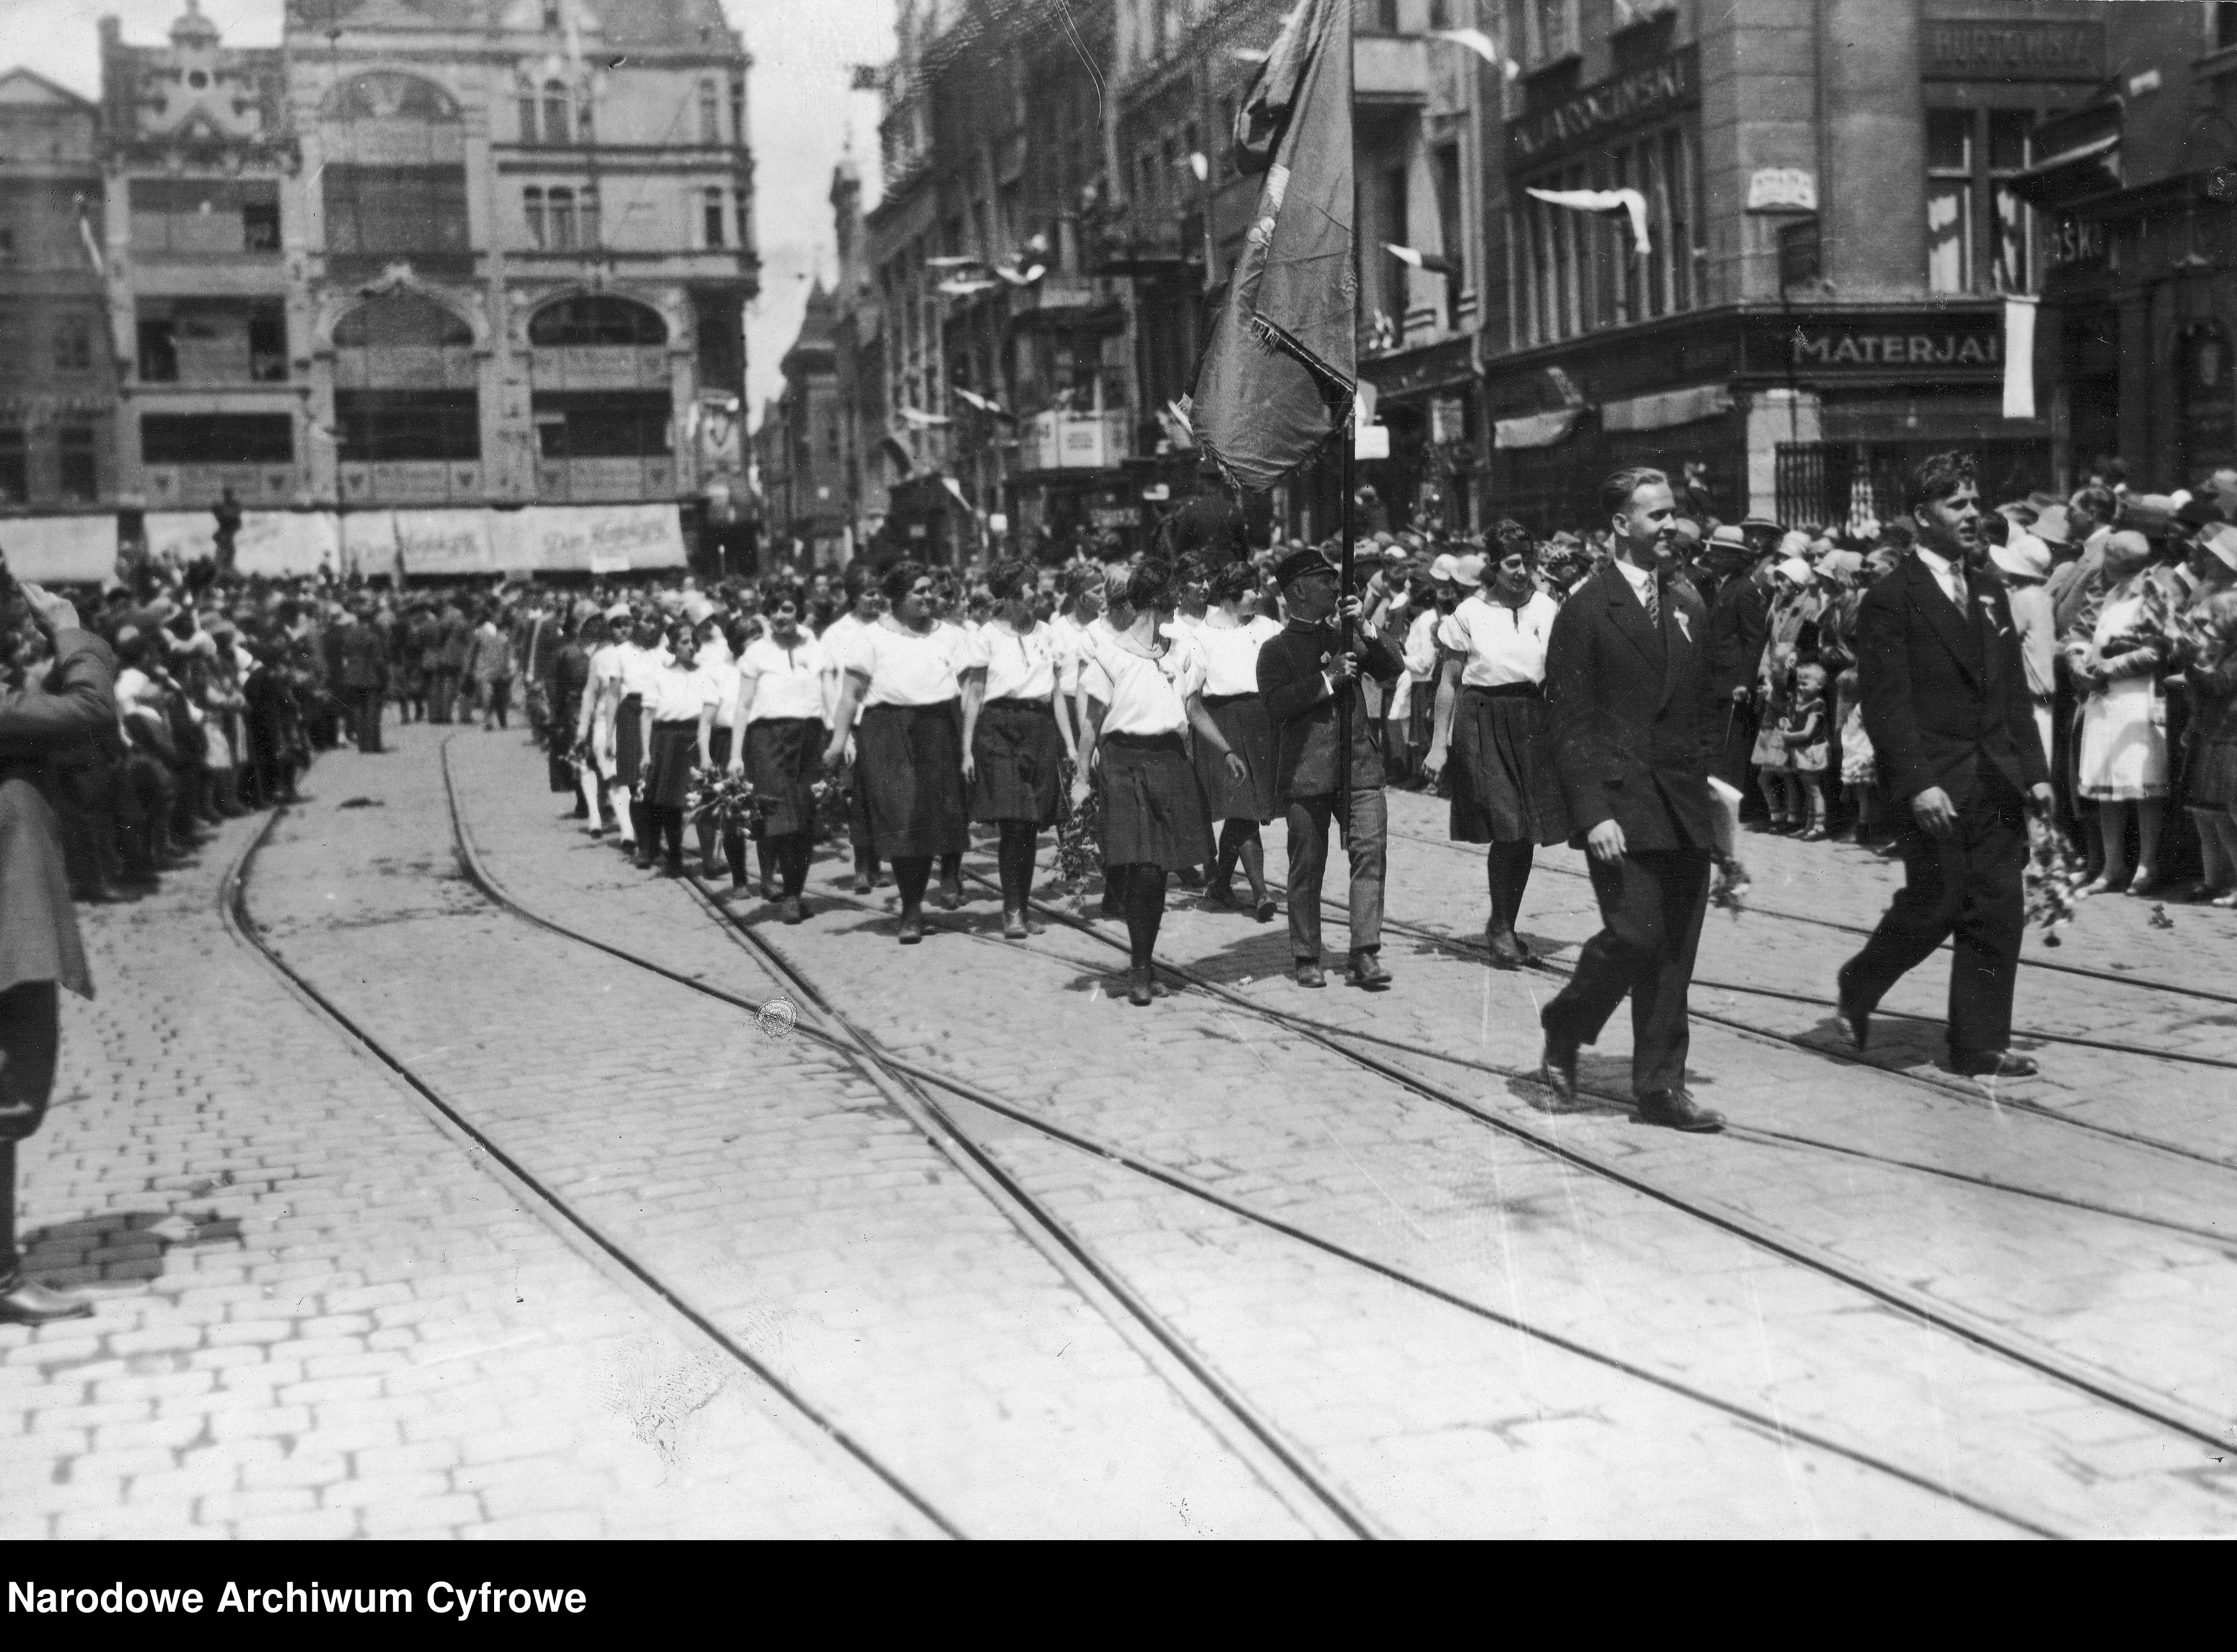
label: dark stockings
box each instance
[996,821,1037,911]
[1213,818,1267,899]
[892,854,933,915]
[649,805,685,868]
[1486,839,1535,934]
[1123,863,1167,968]
[772,831,812,898]
[756,836,779,890]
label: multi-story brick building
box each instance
[0,66,117,518]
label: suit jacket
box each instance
[0,629,118,1000]
[1705,574,1770,700]
[1542,560,1721,854]
[1855,553,2049,807]
[335,618,389,690]
[1256,617,1403,801]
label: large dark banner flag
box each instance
[1191,0,1356,491]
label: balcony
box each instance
[1007,273,1126,334]
[1356,35,1428,104]
[1021,409,1131,475]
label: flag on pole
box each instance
[1191,0,1354,491]
[1427,27,1523,80]
[75,196,104,275]
[1385,242,1459,276]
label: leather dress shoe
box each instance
[1127,966,1155,1007]
[779,897,806,925]
[897,913,924,945]
[1001,909,1044,939]
[1951,1049,2039,1079]
[1636,1089,1725,1132]
[1294,959,1326,989]
[1834,967,1871,1052]
[0,1279,95,1325]
[1345,952,1391,990]
[1539,1034,1579,1106]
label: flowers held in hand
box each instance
[2023,820,2086,946]
[1710,853,1752,918]
[686,766,759,834]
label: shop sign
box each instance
[1090,506,1138,530]
[1752,312,2004,376]
[1746,169,1817,213]
[1506,47,1697,166]
[2046,216,2107,268]
[1923,19,2103,82]
[1431,396,1467,446]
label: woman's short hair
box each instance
[762,580,805,615]
[1209,561,1258,605]
[1600,467,1669,520]
[986,559,1034,602]
[1125,557,1176,613]
[1061,562,1104,603]
[880,559,927,606]
[842,560,878,602]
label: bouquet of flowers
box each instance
[814,764,852,845]
[2023,818,2086,946]
[686,766,760,838]
[2121,576,2212,664]
[1710,853,1752,918]
[1053,757,1104,908]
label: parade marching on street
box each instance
[8,0,2237,1544]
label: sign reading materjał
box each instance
[1505,47,1696,166]
[1744,311,2006,378]
[1923,19,2103,81]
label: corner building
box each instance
[1477,0,2114,530]
[268,0,755,520]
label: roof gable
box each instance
[0,67,98,110]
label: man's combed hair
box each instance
[1907,450,1978,511]
[1601,467,1669,520]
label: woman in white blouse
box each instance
[723,581,835,922]
[1074,559,1247,1006]
[823,560,971,944]
[692,608,743,885]
[637,621,720,877]
[1423,537,1564,966]
[959,559,1076,938]
[1191,560,1282,920]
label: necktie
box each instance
[1641,576,1659,626]
[1950,568,1969,609]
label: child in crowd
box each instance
[1834,660,1886,848]
[1775,659,1832,840]
[1751,663,1794,830]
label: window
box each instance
[529,295,665,346]
[56,424,96,502]
[700,80,720,144]
[1515,121,1698,346]
[335,391,480,461]
[548,187,577,251]
[1526,0,1579,64]
[531,390,671,458]
[1432,143,1464,327]
[134,300,287,383]
[1989,111,2032,295]
[1926,110,1972,295]
[544,81,571,146]
[519,82,538,143]
[729,79,745,145]
[54,322,93,373]
[703,187,725,248]
[524,186,546,247]
[127,179,283,255]
[1366,0,1400,32]
[0,428,26,501]
[543,1,561,29]
[141,413,293,465]
[324,166,470,257]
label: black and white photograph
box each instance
[3,0,2236,1547]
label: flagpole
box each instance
[1338,401,1354,844]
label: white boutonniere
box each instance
[1673,608,1692,642]
[1976,592,2009,635]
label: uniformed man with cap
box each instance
[1256,545,1405,990]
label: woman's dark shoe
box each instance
[937,877,966,911]
[897,911,924,945]
[1127,966,1154,1007]
[1950,1049,2039,1079]
[1001,907,1043,939]
[1254,896,1278,923]
[780,897,806,925]
[1201,881,1238,910]
[1484,921,1526,969]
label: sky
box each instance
[2,0,890,429]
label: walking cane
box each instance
[1338,403,1355,849]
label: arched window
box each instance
[333,293,479,463]
[543,80,571,146]
[528,295,666,348]
[334,291,473,351]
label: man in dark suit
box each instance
[1704,529,1774,794]
[1257,546,1405,990]
[334,597,389,753]
[1538,468,1726,1132]
[1837,451,2052,1077]
[0,567,117,1324]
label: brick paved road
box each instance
[449,731,2234,1535]
[14,725,2231,1538]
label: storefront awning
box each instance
[1600,382,1733,433]
[1492,408,1581,450]
[2004,130,2119,210]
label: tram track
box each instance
[1387,822,2237,1012]
[431,749,2079,1538]
[215,805,961,1541]
[916,867,2237,1468]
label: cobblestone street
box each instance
[6,723,2234,1538]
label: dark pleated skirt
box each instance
[970,698,1066,827]
[1099,730,1216,871]
[547,749,577,794]
[644,722,699,811]
[614,693,644,788]
[856,701,969,858]
[1197,692,1274,823]
[1450,685,1563,845]
[2187,734,2237,809]
[743,716,825,838]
